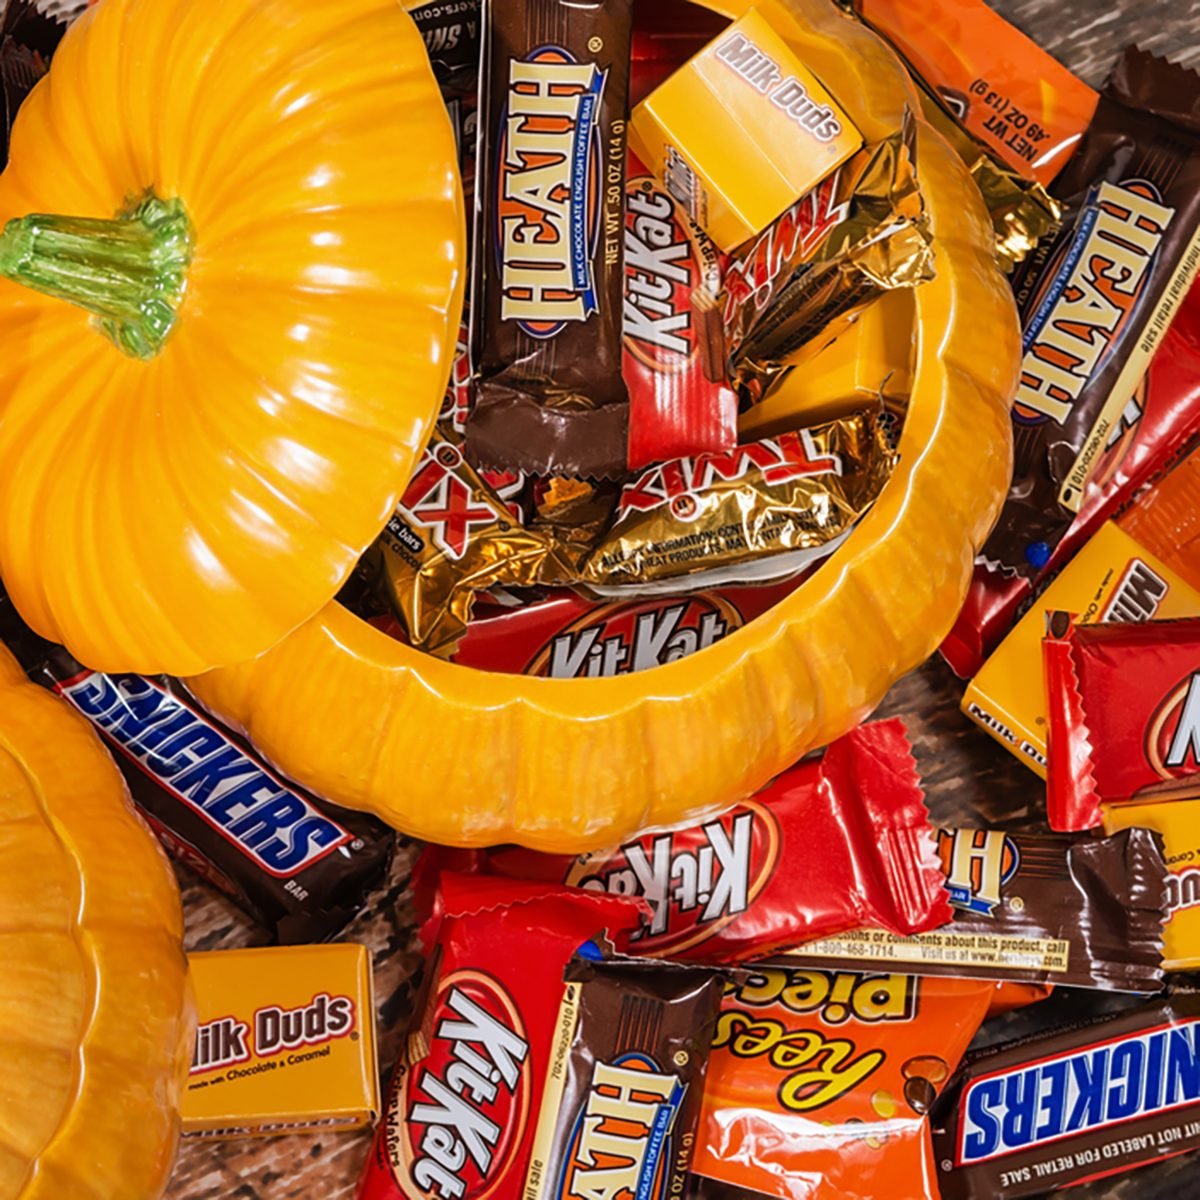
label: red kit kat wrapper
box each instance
[482,719,953,963]
[1045,616,1200,830]
[624,158,738,469]
[358,874,646,1200]
[942,285,1200,679]
[452,579,803,677]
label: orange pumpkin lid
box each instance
[0,0,465,674]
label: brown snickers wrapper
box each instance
[522,955,723,1200]
[407,0,480,97]
[467,0,633,480]
[982,47,1200,577]
[933,993,1200,1198]
[579,410,896,595]
[722,116,935,408]
[0,591,395,945]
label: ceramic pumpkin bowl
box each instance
[189,0,1020,853]
[0,644,194,1200]
[0,0,463,677]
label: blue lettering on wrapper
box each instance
[1167,1027,1200,1104]
[57,671,350,877]
[1107,1042,1144,1121]
[1034,1059,1068,1139]
[1022,200,1099,352]
[1067,1046,1109,1131]
[963,1078,1004,1161]
[958,1022,1200,1166]
[1001,1070,1039,1150]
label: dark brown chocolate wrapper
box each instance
[982,47,1200,577]
[467,0,632,479]
[408,0,481,97]
[523,955,722,1200]
[0,594,395,944]
[932,994,1200,1198]
[774,827,1168,993]
[1,0,84,167]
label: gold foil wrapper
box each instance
[724,114,936,407]
[579,410,897,594]
[831,0,1063,269]
[912,81,1062,271]
[370,438,575,656]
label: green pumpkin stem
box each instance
[0,191,193,360]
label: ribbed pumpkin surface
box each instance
[0,0,464,675]
[189,0,1019,852]
[0,646,193,1199]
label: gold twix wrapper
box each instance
[370,437,575,656]
[579,410,896,595]
[722,115,935,407]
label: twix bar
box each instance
[721,116,934,405]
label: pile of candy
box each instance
[5,0,1200,1197]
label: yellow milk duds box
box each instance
[629,6,863,251]
[962,521,1200,776]
[183,943,379,1139]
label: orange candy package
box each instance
[848,0,1098,186]
[693,968,994,1200]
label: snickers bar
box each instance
[933,995,1200,1198]
[0,597,394,943]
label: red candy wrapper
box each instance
[359,875,646,1200]
[372,580,805,678]
[630,0,728,106]
[481,719,953,962]
[624,158,738,469]
[1045,616,1200,831]
[943,291,1200,679]
[459,580,801,676]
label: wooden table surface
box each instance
[166,2,1200,1197]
